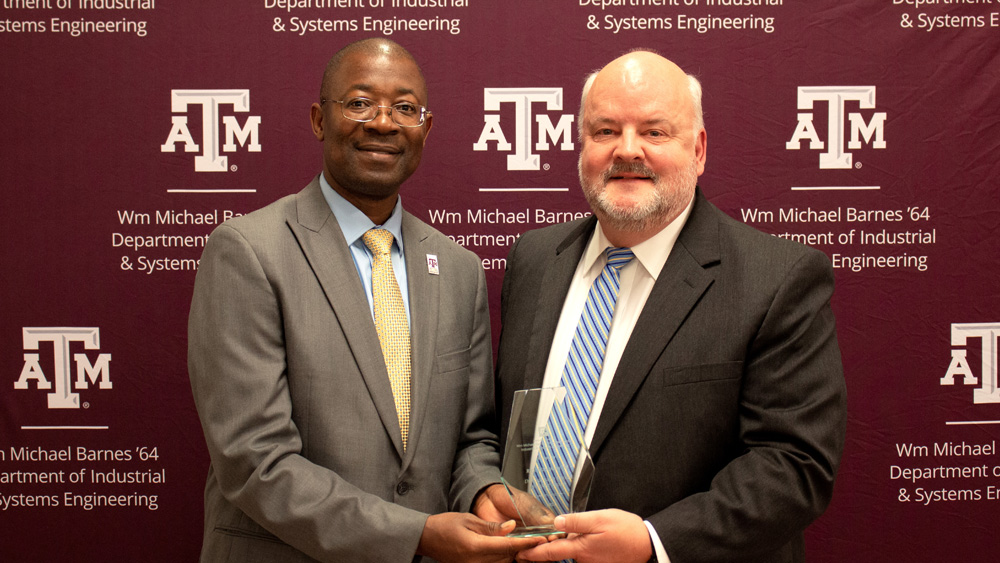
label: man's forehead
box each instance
[344,82,420,98]
[601,51,686,82]
[590,53,688,102]
[585,87,689,124]
[330,53,426,99]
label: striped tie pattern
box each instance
[530,247,635,515]
[362,229,412,450]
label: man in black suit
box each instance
[496,50,847,563]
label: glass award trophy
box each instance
[499,387,594,538]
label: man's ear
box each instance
[694,128,707,176]
[421,111,433,145]
[310,103,325,141]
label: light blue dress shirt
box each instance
[318,174,410,325]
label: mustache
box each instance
[602,162,659,183]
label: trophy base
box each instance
[507,524,564,538]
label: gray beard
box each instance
[580,159,698,233]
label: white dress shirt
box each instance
[540,196,695,563]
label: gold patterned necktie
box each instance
[362,228,412,450]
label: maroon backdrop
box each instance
[3,1,999,560]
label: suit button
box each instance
[396,481,410,496]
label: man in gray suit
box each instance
[496,51,847,563]
[188,38,540,562]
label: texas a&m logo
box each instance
[14,327,112,409]
[161,89,261,172]
[941,323,1000,404]
[473,88,575,171]
[786,86,886,169]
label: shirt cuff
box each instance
[643,520,670,563]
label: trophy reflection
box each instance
[500,387,594,537]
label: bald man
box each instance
[189,38,541,563]
[495,51,847,563]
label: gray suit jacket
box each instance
[496,188,847,563]
[188,177,500,563]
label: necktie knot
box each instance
[606,247,634,271]
[363,228,394,257]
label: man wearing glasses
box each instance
[188,38,539,563]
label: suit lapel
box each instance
[522,218,597,390]
[591,190,721,455]
[399,212,436,468]
[289,178,406,458]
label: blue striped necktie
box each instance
[530,246,635,516]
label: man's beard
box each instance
[580,158,698,233]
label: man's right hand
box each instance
[416,512,547,563]
[473,483,555,530]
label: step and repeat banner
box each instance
[2,1,999,560]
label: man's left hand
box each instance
[515,509,653,563]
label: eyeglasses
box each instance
[322,97,428,127]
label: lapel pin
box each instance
[426,254,439,275]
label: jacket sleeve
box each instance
[448,262,504,512]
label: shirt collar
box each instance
[318,173,405,254]
[585,193,696,281]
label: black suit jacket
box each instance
[496,188,846,563]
